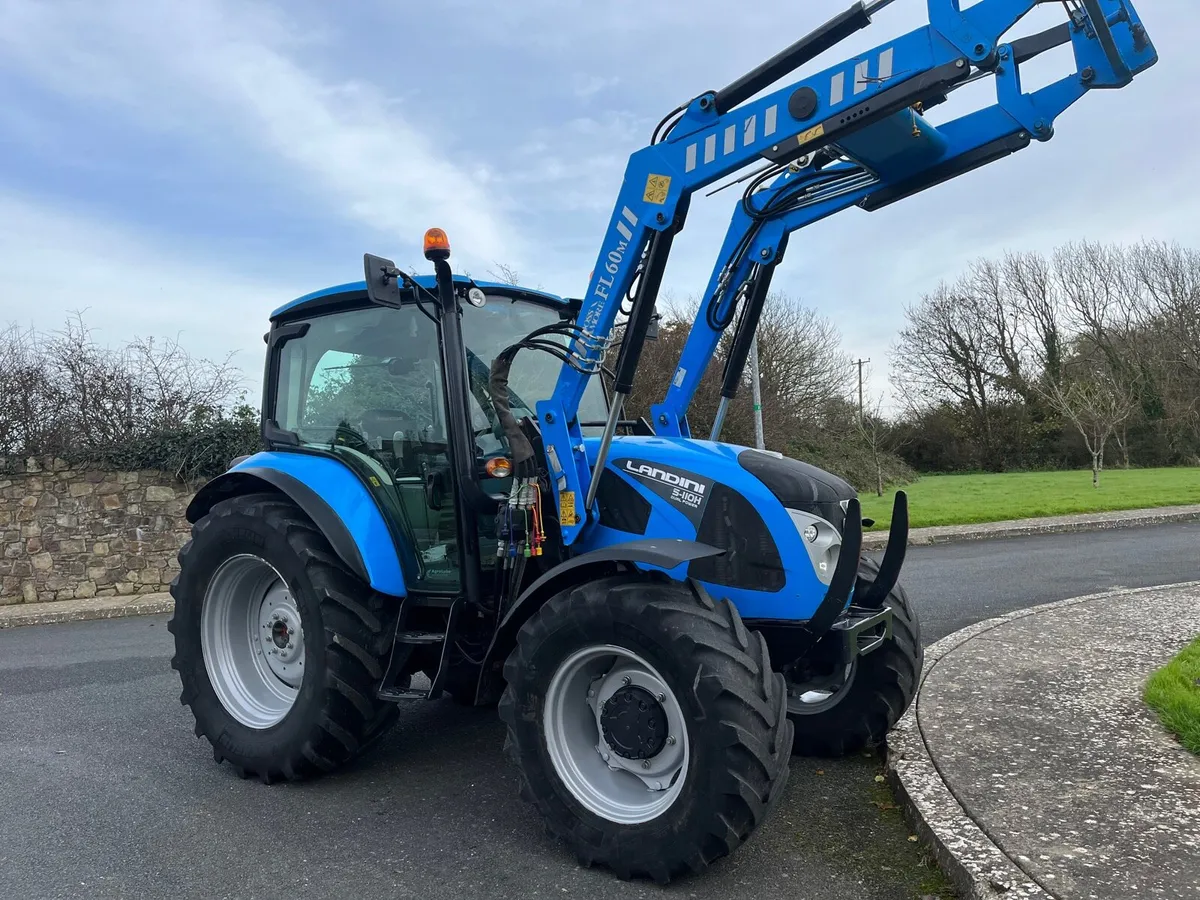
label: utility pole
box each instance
[856,358,870,423]
[749,335,765,450]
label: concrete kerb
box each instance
[883,580,1200,900]
[0,592,174,629]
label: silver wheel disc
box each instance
[543,644,689,825]
[200,554,304,729]
[787,657,858,715]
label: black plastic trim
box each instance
[737,449,855,531]
[186,467,370,585]
[261,321,310,447]
[518,540,722,605]
[596,469,652,535]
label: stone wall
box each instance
[0,459,200,605]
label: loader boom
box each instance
[535,0,1156,545]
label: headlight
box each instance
[786,508,841,586]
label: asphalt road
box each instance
[2,523,1197,900]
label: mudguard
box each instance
[186,451,407,597]
[473,538,724,704]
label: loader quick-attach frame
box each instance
[535,0,1157,546]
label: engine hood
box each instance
[586,436,856,532]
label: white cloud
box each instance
[0,0,524,275]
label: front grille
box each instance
[688,484,785,592]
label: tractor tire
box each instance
[167,492,401,783]
[785,556,922,758]
[498,573,792,884]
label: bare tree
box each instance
[854,382,908,497]
[891,280,1008,465]
[621,290,852,451]
[1036,362,1137,487]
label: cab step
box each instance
[375,596,462,703]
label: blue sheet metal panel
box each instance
[575,436,830,621]
[231,451,407,597]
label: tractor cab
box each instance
[261,274,610,591]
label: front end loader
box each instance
[168,0,1158,884]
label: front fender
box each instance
[187,451,407,597]
[473,538,722,704]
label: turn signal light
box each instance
[485,457,513,478]
[423,228,451,260]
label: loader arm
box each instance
[652,1,1157,436]
[535,0,1157,545]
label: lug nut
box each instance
[666,736,676,745]
[656,692,665,702]
[642,760,650,769]
[622,675,631,686]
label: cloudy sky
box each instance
[1,0,1195,409]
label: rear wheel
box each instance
[168,492,401,782]
[784,557,922,757]
[498,574,792,883]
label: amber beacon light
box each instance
[423,228,451,260]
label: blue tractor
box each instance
[169,0,1156,882]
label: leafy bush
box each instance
[56,404,263,482]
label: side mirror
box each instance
[364,253,403,308]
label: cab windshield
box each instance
[273,293,608,460]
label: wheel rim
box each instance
[543,644,689,825]
[786,657,858,715]
[200,554,304,729]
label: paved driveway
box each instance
[2,522,1196,900]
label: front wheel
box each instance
[168,492,401,782]
[784,556,923,757]
[498,574,792,883]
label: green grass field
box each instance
[859,467,1200,531]
[1144,636,1200,756]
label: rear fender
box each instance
[472,538,723,704]
[186,451,407,597]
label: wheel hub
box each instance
[259,598,304,676]
[542,644,690,825]
[600,685,668,760]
